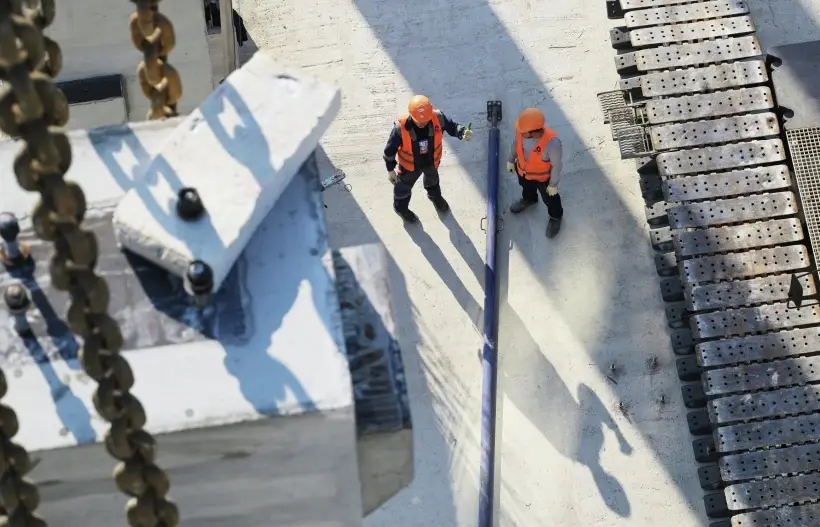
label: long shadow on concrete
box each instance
[349,0,700,519]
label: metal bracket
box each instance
[321,169,352,193]
[480,216,504,232]
[487,101,502,123]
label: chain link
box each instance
[0,0,180,525]
[130,0,182,119]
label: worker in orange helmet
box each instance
[383,95,473,223]
[507,108,564,238]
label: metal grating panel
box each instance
[698,325,820,368]
[704,355,820,396]
[630,15,755,47]
[709,384,820,424]
[725,473,820,510]
[681,245,810,284]
[691,301,820,339]
[668,192,797,229]
[787,128,820,270]
[645,86,773,125]
[598,90,628,123]
[635,36,762,72]
[610,107,639,140]
[651,112,778,151]
[716,412,820,452]
[731,502,820,526]
[663,165,791,202]
[686,272,816,311]
[641,60,768,97]
[625,0,750,29]
[673,218,803,257]
[722,443,820,482]
[617,126,651,158]
[657,139,786,176]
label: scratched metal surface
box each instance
[0,207,250,368]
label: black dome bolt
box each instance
[4,283,31,335]
[184,260,213,307]
[0,212,28,267]
[176,187,205,221]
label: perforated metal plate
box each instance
[658,139,786,176]
[622,0,711,10]
[598,90,628,122]
[692,301,820,339]
[716,413,820,452]
[710,384,820,424]
[731,502,820,526]
[704,356,820,396]
[787,128,820,271]
[721,442,820,482]
[651,112,779,151]
[698,325,820,368]
[641,60,768,97]
[663,165,792,202]
[625,0,750,28]
[668,191,797,229]
[633,36,762,72]
[646,87,773,125]
[725,473,820,510]
[682,245,810,284]
[673,218,803,257]
[620,75,644,91]
[630,15,756,47]
[686,272,816,311]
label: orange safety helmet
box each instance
[515,108,546,134]
[408,95,434,125]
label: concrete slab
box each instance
[236,0,717,524]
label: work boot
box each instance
[546,217,562,238]
[394,206,418,223]
[429,194,450,213]
[510,199,537,214]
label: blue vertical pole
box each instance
[478,101,502,527]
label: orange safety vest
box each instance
[515,127,558,182]
[396,112,443,171]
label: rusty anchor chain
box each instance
[0,0,184,525]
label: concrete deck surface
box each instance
[226,0,820,525]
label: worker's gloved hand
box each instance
[506,162,515,173]
[461,128,473,142]
[547,185,559,196]
[388,171,398,185]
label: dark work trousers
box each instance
[518,175,564,219]
[393,164,442,212]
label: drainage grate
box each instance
[786,127,820,270]
[597,90,628,122]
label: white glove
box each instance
[506,162,515,173]
[388,170,398,185]
[461,128,473,142]
[547,185,559,196]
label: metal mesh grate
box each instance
[617,126,651,158]
[786,127,820,269]
[597,90,628,123]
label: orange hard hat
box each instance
[408,95,433,125]
[515,108,545,133]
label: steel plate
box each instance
[682,245,810,284]
[636,36,762,72]
[731,502,820,526]
[709,384,820,424]
[721,443,820,482]
[716,412,820,452]
[704,356,820,396]
[668,192,797,229]
[725,473,820,510]
[651,112,779,151]
[692,300,820,339]
[622,0,713,10]
[625,0,750,29]
[646,87,774,125]
[657,139,786,176]
[630,15,756,47]
[698,325,820,368]
[686,272,816,311]
[641,60,768,97]
[673,218,803,257]
[663,165,791,202]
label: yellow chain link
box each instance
[130,0,182,119]
[0,0,181,525]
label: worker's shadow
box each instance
[409,211,633,517]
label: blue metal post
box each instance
[479,100,502,527]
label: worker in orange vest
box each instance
[383,95,473,223]
[507,108,564,238]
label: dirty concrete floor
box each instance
[222,0,820,525]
